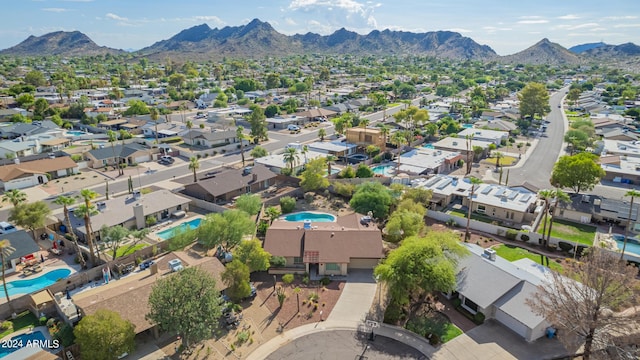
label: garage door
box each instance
[495,308,528,339]
[348,258,379,269]
[135,155,151,164]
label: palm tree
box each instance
[360,118,370,142]
[545,188,570,249]
[318,128,327,142]
[2,189,27,208]
[379,124,390,150]
[79,189,99,265]
[236,126,246,167]
[107,130,121,176]
[188,156,200,182]
[494,152,503,171]
[391,131,406,171]
[465,177,483,241]
[301,145,309,165]
[326,155,336,176]
[620,190,640,259]
[186,120,194,147]
[537,189,553,245]
[0,239,16,312]
[149,107,160,145]
[53,195,86,269]
[283,147,299,172]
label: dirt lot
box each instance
[252,272,345,331]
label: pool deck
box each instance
[0,263,77,306]
[1,326,58,360]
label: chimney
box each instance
[133,203,145,230]
[252,173,257,182]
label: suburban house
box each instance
[0,120,60,140]
[96,119,129,131]
[412,175,472,210]
[457,128,509,145]
[433,137,493,159]
[601,139,640,158]
[0,156,78,190]
[84,107,119,120]
[254,150,328,174]
[1,230,41,274]
[265,115,307,130]
[180,165,277,204]
[55,190,191,243]
[306,141,357,157]
[601,129,638,142]
[70,252,226,338]
[84,143,153,169]
[398,148,462,175]
[263,213,383,276]
[556,194,638,229]
[473,119,518,133]
[345,127,386,149]
[141,122,184,140]
[600,154,640,184]
[452,243,551,342]
[182,129,241,148]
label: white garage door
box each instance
[135,155,151,164]
[495,308,528,339]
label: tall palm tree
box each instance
[149,107,160,145]
[545,188,570,249]
[494,152,503,171]
[189,156,199,182]
[0,239,16,312]
[537,189,553,245]
[391,131,406,171]
[318,128,327,142]
[301,145,309,165]
[283,147,299,172]
[379,124,390,150]
[236,126,246,167]
[360,118,370,144]
[186,120,194,147]
[79,189,99,265]
[465,177,483,241]
[620,190,640,259]
[53,195,86,269]
[107,130,121,176]
[2,189,27,208]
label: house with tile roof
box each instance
[263,213,383,276]
[0,156,78,191]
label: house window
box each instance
[477,205,486,214]
[177,204,182,210]
[293,257,303,265]
[463,297,479,313]
[325,263,340,271]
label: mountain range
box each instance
[1,19,638,65]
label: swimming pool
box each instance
[65,131,90,137]
[282,212,336,222]
[371,164,395,176]
[612,234,640,256]
[0,330,53,358]
[423,144,434,149]
[0,269,71,298]
[156,218,203,240]
[462,124,474,129]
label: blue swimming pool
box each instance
[0,330,53,358]
[612,234,640,256]
[0,269,71,298]
[282,212,336,222]
[371,164,395,176]
[156,218,203,240]
[65,131,89,137]
[423,144,434,149]
[462,124,474,129]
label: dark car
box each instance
[346,154,369,164]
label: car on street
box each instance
[168,259,184,272]
[287,124,301,133]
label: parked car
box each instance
[160,155,175,163]
[168,259,184,272]
[346,154,369,164]
[139,259,155,271]
[0,222,17,235]
[287,124,301,133]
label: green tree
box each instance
[537,189,553,247]
[24,70,46,87]
[374,232,468,307]
[9,201,51,241]
[300,158,329,192]
[221,260,251,302]
[355,164,374,178]
[53,195,86,269]
[147,267,224,349]
[149,107,160,144]
[264,206,281,224]
[2,189,27,208]
[465,177,483,241]
[15,93,35,109]
[100,225,147,260]
[33,98,49,120]
[248,105,268,142]
[123,99,150,116]
[350,182,393,219]
[318,128,327,141]
[188,156,199,183]
[279,196,296,214]
[527,248,640,360]
[74,309,135,360]
[236,126,246,166]
[197,210,255,251]
[544,188,570,248]
[233,238,271,272]
[384,204,425,243]
[79,189,99,265]
[250,145,268,158]
[0,239,16,312]
[550,153,605,194]
[391,131,406,170]
[338,166,356,179]
[283,147,299,172]
[235,194,262,215]
[518,82,550,119]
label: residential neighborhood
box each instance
[0,10,638,360]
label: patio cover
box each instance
[30,290,54,307]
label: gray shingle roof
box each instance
[88,143,148,160]
[3,230,40,261]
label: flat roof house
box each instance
[264,213,383,276]
[457,128,509,145]
[398,148,462,175]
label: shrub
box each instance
[282,274,294,285]
[337,166,355,179]
[372,154,382,163]
[46,318,57,328]
[333,182,355,198]
[257,221,269,236]
[445,218,458,227]
[355,164,374,178]
[302,276,310,285]
[280,168,293,176]
[319,277,331,286]
[270,256,286,268]
[520,234,530,242]
[280,196,296,214]
[0,321,12,332]
[558,242,574,252]
[236,330,250,345]
[383,301,405,324]
[428,334,440,346]
[307,292,319,302]
[452,298,462,308]
[473,312,485,325]
[505,229,518,240]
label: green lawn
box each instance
[406,314,463,344]
[441,323,463,343]
[494,244,563,272]
[115,243,146,258]
[0,311,39,339]
[537,219,595,245]
[448,208,494,224]
[484,156,517,166]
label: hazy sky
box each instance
[2,0,639,55]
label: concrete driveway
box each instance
[433,320,569,360]
[327,269,377,323]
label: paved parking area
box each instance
[327,269,377,323]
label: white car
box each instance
[168,259,184,272]
[287,124,301,133]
